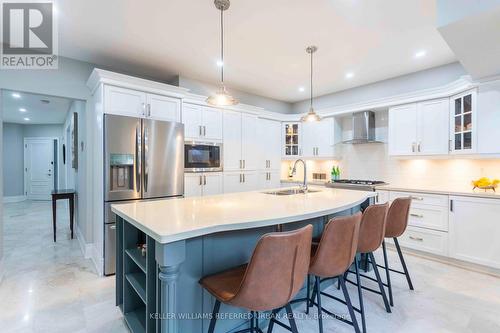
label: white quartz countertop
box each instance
[111,187,376,244]
[376,184,500,199]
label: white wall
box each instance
[2,123,24,197]
[176,76,293,114]
[291,62,467,114]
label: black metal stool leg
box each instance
[266,309,279,333]
[251,311,255,331]
[369,253,391,313]
[315,276,324,333]
[339,275,361,333]
[208,300,221,333]
[394,238,414,290]
[354,261,366,333]
[285,303,299,333]
[382,241,394,306]
[306,274,311,313]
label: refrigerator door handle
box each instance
[135,124,142,193]
[144,124,149,193]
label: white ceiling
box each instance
[57,0,456,102]
[2,90,72,124]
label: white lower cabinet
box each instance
[184,173,223,198]
[223,171,258,194]
[259,171,280,190]
[449,196,500,269]
[391,226,449,256]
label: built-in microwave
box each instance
[184,142,223,172]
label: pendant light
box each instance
[206,0,239,106]
[300,46,321,122]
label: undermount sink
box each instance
[263,188,321,196]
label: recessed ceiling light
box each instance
[345,72,355,79]
[12,92,21,98]
[23,117,30,121]
[216,60,224,67]
[19,108,27,112]
[298,87,305,92]
[414,50,427,58]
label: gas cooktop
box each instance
[332,179,387,186]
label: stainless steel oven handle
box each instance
[135,124,141,193]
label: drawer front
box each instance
[390,227,448,256]
[390,191,448,207]
[408,206,448,232]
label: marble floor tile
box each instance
[1,200,500,332]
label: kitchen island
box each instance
[111,187,376,333]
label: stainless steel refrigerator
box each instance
[103,114,184,275]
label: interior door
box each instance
[25,138,54,200]
[142,119,184,199]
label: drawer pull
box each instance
[410,196,424,201]
[410,213,424,218]
[409,236,424,242]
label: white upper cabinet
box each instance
[417,99,450,155]
[302,117,335,158]
[388,103,418,156]
[450,89,477,154]
[103,85,181,122]
[449,196,500,269]
[182,103,223,141]
[147,93,181,122]
[282,122,302,157]
[223,111,258,171]
[257,119,281,170]
[104,85,147,117]
[389,99,449,156]
[477,82,500,154]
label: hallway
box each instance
[0,200,127,333]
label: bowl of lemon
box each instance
[472,177,500,192]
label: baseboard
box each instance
[0,257,5,285]
[3,195,26,203]
[90,243,104,277]
[75,226,92,259]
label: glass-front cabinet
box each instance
[450,89,476,154]
[282,122,301,157]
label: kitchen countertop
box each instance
[376,184,500,200]
[111,186,376,244]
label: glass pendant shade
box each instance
[206,86,239,106]
[300,107,321,122]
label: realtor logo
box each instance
[1,0,58,69]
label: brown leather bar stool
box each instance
[199,225,313,333]
[343,203,391,333]
[379,197,414,307]
[306,213,362,333]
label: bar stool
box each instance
[343,203,391,333]
[306,213,362,333]
[199,225,313,333]
[380,197,414,307]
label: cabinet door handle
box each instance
[203,175,207,185]
[239,160,242,169]
[239,174,242,183]
[199,175,203,186]
[450,199,453,212]
[409,236,424,242]
[199,125,203,137]
[449,139,452,152]
[203,126,206,137]
[417,142,421,153]
[142,103,146,116]
[410,196,423,201]
[243,174,245,183]
[410,213,424,218]
[412,142,416,153]
[243,160,245,169]
[147,103,151,117]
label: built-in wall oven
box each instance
[184,142,222,172]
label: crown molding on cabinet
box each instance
[86,68,190,97]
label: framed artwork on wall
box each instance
[72,112,78,169]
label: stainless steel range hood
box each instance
[342,111,383,144]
